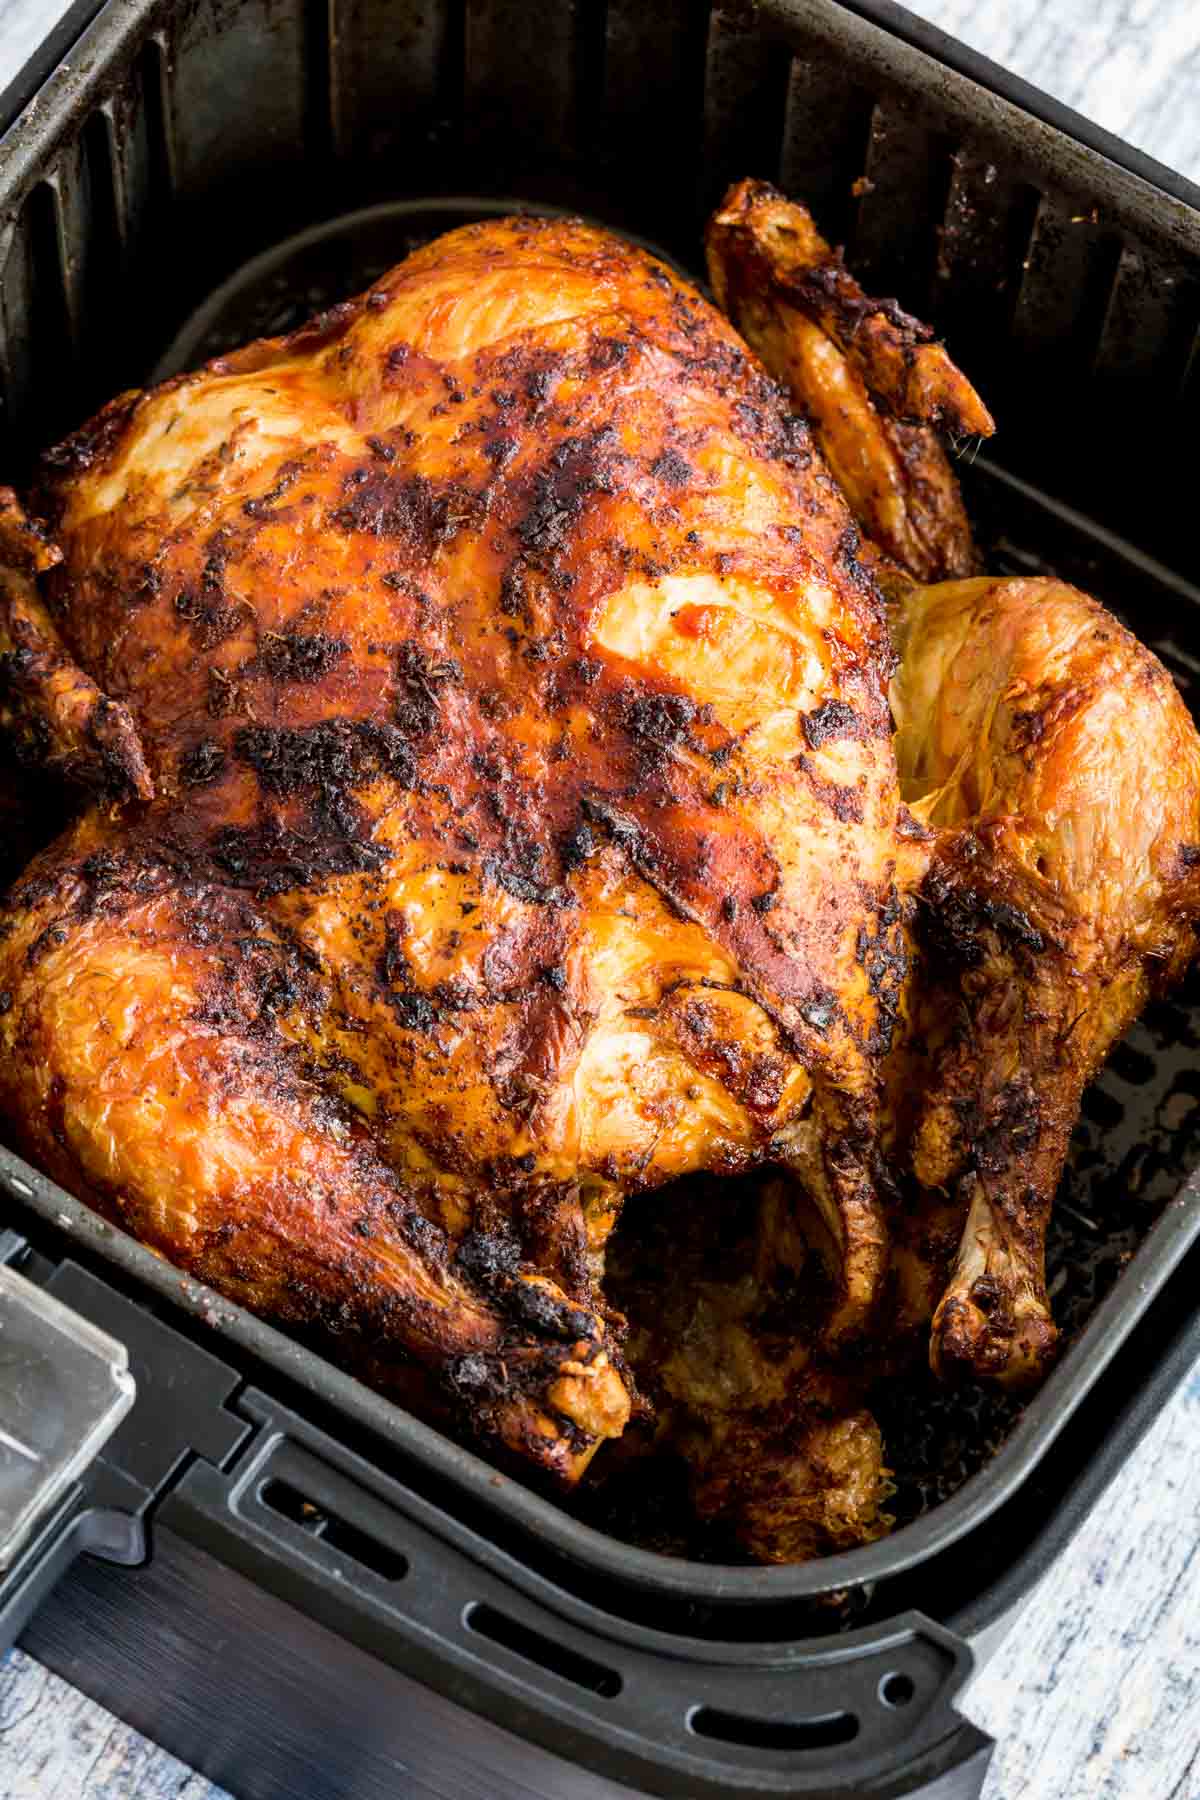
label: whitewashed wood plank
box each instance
[0,1647,229,1799]
[909,0,1200,185]
[971,1363,1200,1799]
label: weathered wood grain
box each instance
[911,0,1200,185]
[969,1364,1200,1800]
[0,1649,229,1799]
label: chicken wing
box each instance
[706,178,993,586]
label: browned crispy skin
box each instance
[706,179,993,585]
[889,577,1200,1384]
[0,215,911,1486]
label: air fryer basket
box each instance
[1,1,1199,1794]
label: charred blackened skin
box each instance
[242,458,307,519]
[517,429,623,554]
[788,259,935,350]
[378,917,410,989]
[589,336,629,372]
[456,1224,522,1289]
[79,848,123,889]
[506,1279,595,1342]
[732,400,813,470]
[560,820,596,871]
[179,739,228,787]
[25,922,69,968]
[385,989,438,1032]
[483,855,565,908]
[795,752,864,822]
[377,919,438,1032]
[972,1078,1039,1176]
[802,699,860,749]
[83,699,148,800]
[624,690,697,750]
[174,585,245,651]
[232,719,416,799]
[581,797,656,870]
[392,1205,450,1265]
[331,468,479,549]
[393,643,461,737]
[920,863,1047,969]
[259,631,349,684]
[38,391,140,485]
[211,819,388,897]
[201,528,236,593]
[651,449,693,488]
[455,1225,595,1344]
[856,891,907,1053]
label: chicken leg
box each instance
[0,825,629,1479]
[891,574,1200,1382]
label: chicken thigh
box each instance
[0,215,910,1484]
[891,574,1200,1382]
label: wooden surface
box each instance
[1,1,1199,1797]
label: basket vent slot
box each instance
[779,51,875,250]
[6,181,76,449]
[1008,195,1121,376]
[601,0,710,248]
[1093,245,1200,403]
[260,1478,408,1581]
[934,149,1041,397]
[138,35,176,216]
[82,111,125,280]
[304,0,336,162]
[690,1704,859,1750]
[703,5,791,214]
[465,0,586,161]
[850,102,955,307]
[463,1601,622,1697]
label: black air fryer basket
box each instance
[1,3,1199,1796]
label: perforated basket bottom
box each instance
[104,200,1200,1565]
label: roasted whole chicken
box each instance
[1,188,1197,1561]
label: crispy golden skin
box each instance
[0,215,911,1486]
[706,179,993,585]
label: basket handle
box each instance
[160,1387,994,1799]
